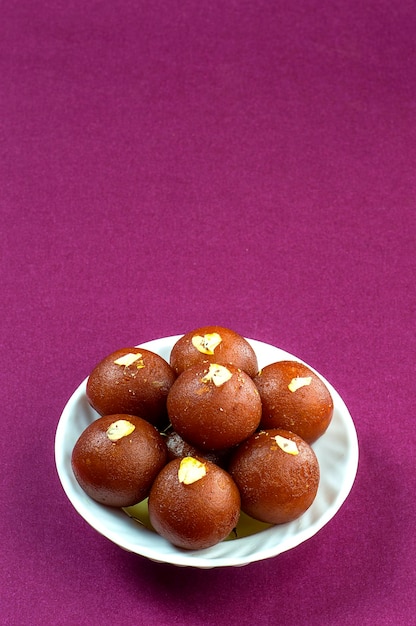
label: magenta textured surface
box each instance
[1,1,415,624]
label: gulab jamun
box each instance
[229,429,320,525]
[148,457,241,549]
[164,430,230,467]
[167,361,262,451]
[170,326,258,377]
[71,414,168,507]
[253,360,333,443]
[86,347,176,427]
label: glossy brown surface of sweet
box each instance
[254,360,333,443]
[148,457,241,549]
[71,414,168,507]
[167,362,262,450]
[86,347,176,427]
[164,430,230,467]
[229,429,320,524]
[170,326,258,377]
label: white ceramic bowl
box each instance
[55,336,359,568]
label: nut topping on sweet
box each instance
[274,434,299,455]
[106,419,136,441]
[114,352,145,368]
[191,332,222,355]
[201,363,233,387]
[178,457,207,484]
[288,376,312,392]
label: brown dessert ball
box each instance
[148,457,241,549]
[164,430,230,468]
[170,326,258,377]
[253,360,333,443]
[229,429,320,525]
[86,347,176,427]
[167,361,262,451]
[71,414,168,507]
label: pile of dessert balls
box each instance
[71,326,334,550]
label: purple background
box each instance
[1,1,415,624]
